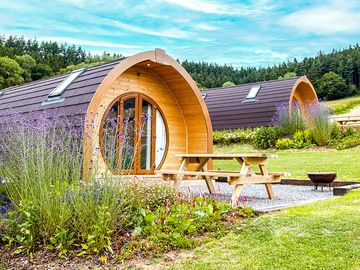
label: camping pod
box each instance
[0,49,213,178]
[202,76,319,130]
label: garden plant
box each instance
[0,111,252,263]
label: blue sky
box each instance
[1,0,360,67]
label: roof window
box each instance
[42,68,85,105]
[243,85,261,102]
[48,69,84,98]
[202,93,207,100]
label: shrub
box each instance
[294,130,313,145]
[213,128,255,145]
[118,197,254,259]
[336,135,360,150]
[341,126,357,138]
[275,138,294,150]
[330,123,342,140]
[317,72,353,100]
[252,127,281,149]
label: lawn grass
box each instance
[323,95,360,115]
[213,144,360,181]
[167,190,360,270]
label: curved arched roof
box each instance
[202,76,318,130]
[0,59,124,116]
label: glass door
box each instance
[102,93,167,175]
[118,95,137,173]
[138,97,155,173]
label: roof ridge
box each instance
[203,76,301,92]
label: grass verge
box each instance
[167,190,360,270]
[323,95,360,115]
[214,144,360,181]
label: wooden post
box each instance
[195,157,215,194]
[259,163,275,199]
[174,157,189,189]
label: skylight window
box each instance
[202,93,207,100]
[244,85,261,102]
[0,91,4,97]
[48,68,84,98]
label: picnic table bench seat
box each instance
[156,170,287,184]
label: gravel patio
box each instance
[179,181,335,212]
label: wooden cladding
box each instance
[83,50,213,178]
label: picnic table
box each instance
[157,153,287,206]
[331,115,360,129]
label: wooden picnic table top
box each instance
[176,153,278,159]
[331,116,360,121]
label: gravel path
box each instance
[180,181,335,211]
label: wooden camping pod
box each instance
[202,76,319,130]
[0,49,213,178]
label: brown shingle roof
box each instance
[0,59,123,116]
[202,77,299,130]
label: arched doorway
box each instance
[101,93,168,174]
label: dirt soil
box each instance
[0,246,196,270]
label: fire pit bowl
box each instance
[307,172,337,191]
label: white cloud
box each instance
[161,0,275,16]
[195,23,218,31]
[281,1,360,34]
[254,49,289,60]
[36,36,142,49]
[197,37,213,42]
[105,19,192,39]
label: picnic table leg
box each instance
[174,157,189,189]
[231,184,243,207]
[236,157,256,176]
[195,157,216,194]
[230,160,250,206]
[259,164,275,199]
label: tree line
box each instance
[182,44,360,100]
[1,35,359,100]
[0,36,121,89]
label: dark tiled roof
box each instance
[0,59,123,116]
[202,77,299,130]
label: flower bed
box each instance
[0,111,253,262]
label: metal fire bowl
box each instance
[307,172,337,183]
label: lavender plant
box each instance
[307,103,332,146]
[272,102,306,135]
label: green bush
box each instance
[213,128,256,145]
[252,127,281,149]
[317,71,353,100]
[341,126,357,138]
[336,135,360,150]
[330,123,342,140]
[118,197,254,259]
[275,138,294,150]
[294,130,313,145]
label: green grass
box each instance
[323,95,360,115]
[213,144,360,181]
[167,190,360,270]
